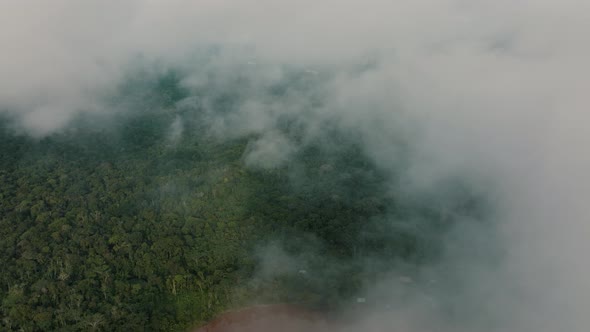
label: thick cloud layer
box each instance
[2,1,590,331]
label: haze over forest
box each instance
[1,1,589,331]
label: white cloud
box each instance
[1,1,589,330]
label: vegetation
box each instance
[0,69,485,331]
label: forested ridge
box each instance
[0,69,484,331]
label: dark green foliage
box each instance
[0,68,487,331]
[0,125,261,331]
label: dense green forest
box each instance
[0,68,486,331]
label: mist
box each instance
[2,1,590,331]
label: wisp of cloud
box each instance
[1,1,589,331]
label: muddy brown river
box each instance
[193,304,338,332]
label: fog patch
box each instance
[166,115,184,145]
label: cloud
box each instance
[2,1,590,331]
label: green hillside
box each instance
[0,68,485,331]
